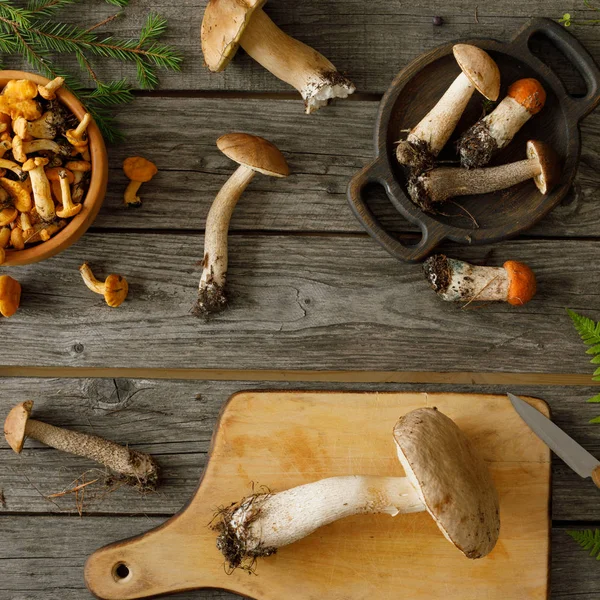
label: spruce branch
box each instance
[568,530,600,559]
[560,0,600,26]
[0,1,181,141]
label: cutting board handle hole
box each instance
[112,562,131,582]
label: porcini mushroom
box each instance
[193,133,289,316]
[0,275,21,317]
[37,76,65,101]
[201,0,355,113]
[458,78,546,168]
[396,44,500,172]
[122,156,157,207]
[79,262,129,308]
[409,140,560,212]
[214,407,500,570]
[423,254,536,305]
[55,169,81,218]
[23,157,54,221]
[4,400,159,490]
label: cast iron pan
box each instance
[347,18,600,263]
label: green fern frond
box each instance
[568,530,600,559]
[567,309,600,381]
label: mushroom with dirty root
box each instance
[409,140,560,212]
[423,254,537,306]
[4,400,159,490]
[123,157,157,207]
[0,275,21,316]
[214,407,500,570]
[396,44,500,172]
[193,132,289,317]
[201,0,355,113]
[458,78,546,169]
[79,262,129,308]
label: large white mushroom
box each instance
[214,407,500,570]
[396,44,500,172]
[201,0,355,113]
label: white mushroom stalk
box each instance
[55,169,82,219]
[239,9,355,113]
[193,133,289,317]
[409,139,560,212]
[458,78,546,168]
[23,157,54,221]
[215,408,500,570]
[396,44,500,172]
[4,401,160,490]
[201,1,355,114]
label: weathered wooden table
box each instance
[1,1,600,598]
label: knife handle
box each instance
[593,466,600,488]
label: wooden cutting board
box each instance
[85,392,551,600]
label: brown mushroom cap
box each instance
[123,157,158,183]
[394,407,500,559]
[217,133,289,177]
[526,140,560,194]
[452,44,501,101]
[201,0,267,72]
[504,261,537,306]
[4,400,32,453]
[104,274,129,308]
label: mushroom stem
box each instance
[397,72,475,169]
[124,180,143,206]
[79,262,108,295]
[195,164,256,315]
[24,158,54,221]
[216,476,424,564]
[239,9,355,114]
[24,418,158,489]
[410,158,541,208]
[56,169,82,218]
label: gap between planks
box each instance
[0,366,598,386]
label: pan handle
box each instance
[347,157,444,263]
[511,17,600,121]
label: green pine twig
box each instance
[560,0,600,26]
[568,530,600,559]
[0,0,182,141]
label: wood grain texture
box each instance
[1,233,600,373]
[90,97,600,237]
[2,0,596,94]
[0,379,598,521]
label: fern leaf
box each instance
[568,530,600,559]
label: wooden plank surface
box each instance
[91,98,600,237]
[3,0,595,94]
[1,233,600,374]
[0,379,598,521]
[1,379,599,599]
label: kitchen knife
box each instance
[507,392,600,487]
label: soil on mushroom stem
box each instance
[211,489,277,574]
[423,255,452,293]
[397,137,436,174]
[457,121,499,169]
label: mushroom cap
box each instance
[123,157,158,183]
[104,274,129,308]
[0,207,18,227]
[0,274,21,317]
[0,177,32,212]
[452,44,501,101]
[526,140,560,194]
[507,78,546,115]
[503,261,536,306]
[4,400,32,453]
[3,80,38,101]
[217,133,289,177]
[201,0,267,72]
[22,156,49,172]
[394,407,500,559]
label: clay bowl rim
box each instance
[0,70,108,267]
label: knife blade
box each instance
[507,392,600,480]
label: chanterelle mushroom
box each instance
[122,156,157,207]
[193,132,289,317]
[201,0,355,113]
[423,254,537,305]
[79,262,129,308]
[0,275,21,317]
[55,168,82,219]
[396,44,500,172]
[409,140,560,212]
[4,400,159,490]
[458,78,546,168]
[215,407,500,570]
